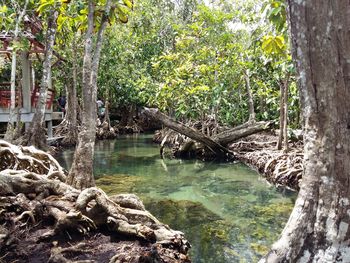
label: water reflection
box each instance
[55,134,296,263]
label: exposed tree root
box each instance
[148,108,273,161]
[155,128,215,160]
[54,106,162,145]
[0,140,65,176]
[116,122,142,134]
[55,118,118,144]
[230,134,303,190]
[154,128,186,148]
[154,126,303,190]
[144,108,233,159]
[96,120,118,140]
[0,140,190,262]
[54,119,79,147]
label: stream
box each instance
[56,134,296,263]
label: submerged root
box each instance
[231,134,303,190]
[117,122,142,134]
[154,128,213,160]
[96,121,118,139]
[0,140,190,262]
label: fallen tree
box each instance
[0,140,190,262]
[212,121,272,145]
[143,108,272,160]
[143,108,231,157]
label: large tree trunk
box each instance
[20,8,58,149]
[260,1,350,262]
[4,0,29,142]
[67,0,111,190]
[67,0,96,189]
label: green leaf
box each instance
[0,5,8,14]
[274,36,285,48]
[116,6,129,23]
[123,0,133,9]
[261,35,285,56]
[37,0,55,13]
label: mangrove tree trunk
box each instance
[21,8,58,149]
[67,0,111,189]
[260,1,350,261]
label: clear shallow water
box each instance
[56,134,296,263]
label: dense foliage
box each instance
[0,0,300,128]
[96,0,299,127]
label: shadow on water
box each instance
[55,134,296,263]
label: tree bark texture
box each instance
[144,108,271,159]
[67,0,96,190]
[103,100,111,127]
[143,108,231,156]
[62,33,79,145]
[212,120,271,145]
[97,99,117,139]
[260,1,350,262]
[21,8,58,149]
[67,0,111,189]
[53,35,79,146]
